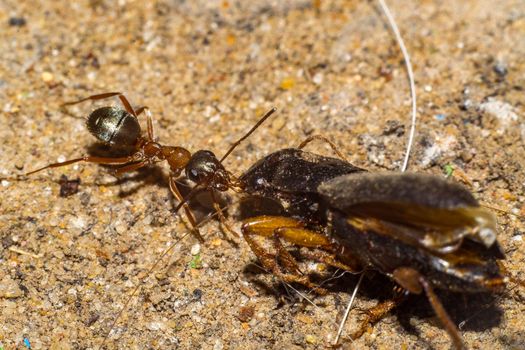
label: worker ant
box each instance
[27,91,276,241]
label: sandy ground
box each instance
[1,0,524,349]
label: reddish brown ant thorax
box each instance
[142,141,163,158]
[162,146,191,175]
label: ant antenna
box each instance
[172,107,277,216]
[220,107,277,163]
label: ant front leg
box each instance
[168,175,205,242]
[210,190,240,241]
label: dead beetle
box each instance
[237,147,505,349]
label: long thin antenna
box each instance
[98,231,191,350]
[220,107,277,163]
[333,273,364,345]
[377,0,418,172]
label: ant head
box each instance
[185,150,230,191]
[86,106,141,147]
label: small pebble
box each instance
[493,62,508,77]
[213,339,224,350]
[280,77,295,90]
[312,72,323,85]
[114,221,127,234]
[41,71,54,83]
[237,305,255,322]
[59,175,80,197]
[305,334,316,344]
[190,243,201,255]
[147,321,164,331]
[0,277,24,299]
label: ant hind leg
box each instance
[26,155,139,176]
[62,92,137,117]
[135,106,154,140]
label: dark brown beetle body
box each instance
[319,173,505,293]
[238,147,506,349]
[240,148,364,222]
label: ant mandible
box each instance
[27,92,276,241]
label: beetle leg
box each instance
[393,267,465,350]
[351,294,405,340]
[299,249,362,273]
[419,275,465,350]
[298,135,348,162]
[241,216,329,294]
[271,233,302,275]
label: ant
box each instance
[27,91,276,241]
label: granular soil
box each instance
[1,1,524,349]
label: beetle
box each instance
[234,146,505,349]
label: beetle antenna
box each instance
[333,0,418,344]
[377,0,418,173]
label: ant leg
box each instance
[26,155,139,175]
[168,175,205,242]
[113,161,148,176]
[298,135,348,162]
[210,190,239,239]
[135,106,154,141]
[62,92,137,117]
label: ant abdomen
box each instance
[86,106,141,146]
